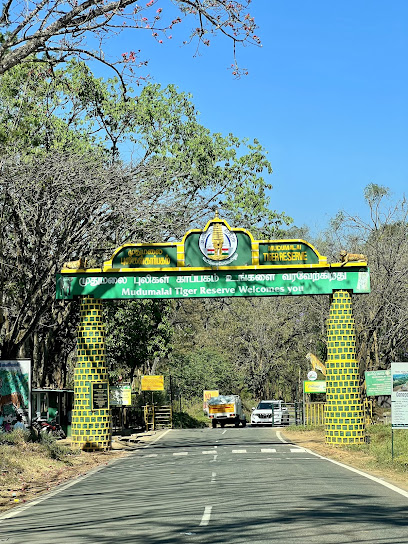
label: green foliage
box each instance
[0,429,31,445]
[105,300,173,382]
[172,411,208,429]
[38,433,78,461]
[170,346,242,401]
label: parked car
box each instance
[251,400,289,426]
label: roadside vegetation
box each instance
[0,430,124,513]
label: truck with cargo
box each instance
[208,395,247,428]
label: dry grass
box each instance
[0,432,128,513]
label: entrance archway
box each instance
[57,214,370,450]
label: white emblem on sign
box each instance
[307,370,318,381]
[199,223,238,266]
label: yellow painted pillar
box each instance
[325,290,365,444]
[71,297,111,451]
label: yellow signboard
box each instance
[208,403,235,414]
[304,380,326,393]
[141,375,164,391]
[203,390,219,413]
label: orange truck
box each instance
[208,395,247,428]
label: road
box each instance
[1,427,408,543]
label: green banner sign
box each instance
[365,370,392,396]
[57,268,370,300]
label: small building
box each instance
[31,388,74,437]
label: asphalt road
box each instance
[1,427,408,543]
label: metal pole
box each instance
[302,382,306,425]
[392,428,394,460]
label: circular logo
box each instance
[199,224,238,265]
[307,370,318,381]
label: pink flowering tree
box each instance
[0,0,260,79]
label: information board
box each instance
[141,375,164,391]
[391,362,408,429]
[110,385,132,406]
[365,369,392,396]
[91,382,109,410]
[304,380,326,393]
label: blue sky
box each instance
[105,1,407,234]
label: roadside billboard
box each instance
[110,385,132,406]
[203,390,219,414]
[141,375,164,391]
[0,359,31,428]
[365,369,392,396]
[391,362,408,429]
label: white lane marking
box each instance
[144,454,158,457]
[143,428,172,448]
[173,452,188,456]
[290,448,306,452]
[210,455,218,462]
[276,430,288,443]
[289,444,408,499]
[232,449,247,453]
[211,472,216,484]
[200,506,212,526]
[0,463,107,520]
[203,450,217,454]
[222,430,227,435]
[261,448,276,453]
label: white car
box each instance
[251,400,290,426]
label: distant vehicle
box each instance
[251,400,289,426]
[208,395,247,428]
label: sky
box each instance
[103,1,407,235]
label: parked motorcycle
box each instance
[31,416,66,439]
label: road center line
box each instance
[200,506,212,526]
[211,472,216,483]
[222,430,227,435]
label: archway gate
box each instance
[56,214,370,451]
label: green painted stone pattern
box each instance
[71,297,111,451]
[325,290,365,444]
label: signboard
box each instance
[304,380,326,394]
[141,375,164,391]
[91,382,109,410]
[110,244,178,269]
[203,390,219,414]
[258,241,321,266]
[391,362,408,429]
[0,359,31,427]
[57,269,370,300]
[365,369,392,396]
[110,385,132,406]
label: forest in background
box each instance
[0,1,407,404]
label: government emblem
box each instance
[199,220,238,265]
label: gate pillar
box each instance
[325,290,365,444]
[71,296,111,451]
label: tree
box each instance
[105,299,173,384]
[0,1,259,78]
[0,60,290,386]
[330,184,408,371]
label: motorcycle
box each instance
[31,416,66,439]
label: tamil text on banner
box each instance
[141,375,164,391]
